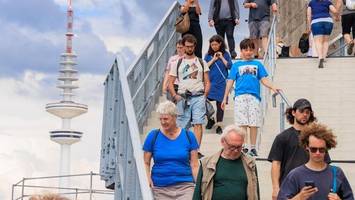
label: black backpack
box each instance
[298,33,310,54]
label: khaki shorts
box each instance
[152,182,195,200]
[234,94,261,127]
[249,20,271,39]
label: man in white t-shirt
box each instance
[168,34,210,156]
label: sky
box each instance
[0,0,249,199]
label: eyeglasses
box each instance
[184,45,195,49]
[223,138,242,151]
[308,147,327,153]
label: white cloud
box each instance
[0,71,109,199]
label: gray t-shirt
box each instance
[244,0,276,21]
[208,0,240,21]
[278,165,354,200]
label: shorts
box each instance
[311,22,333,36]
[248,20,270,39]
[176,95,206,128]
[342,13,355,38]
[234,94,261,127]
[153,182,194,200]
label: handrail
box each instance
[272,90,291,108]
[100,1,181,200]
[272,90,291,132]
[327,33,346,57]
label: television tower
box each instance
[45,0,88,189]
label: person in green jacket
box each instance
[193,124,259,200]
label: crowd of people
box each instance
[142,0,355,199]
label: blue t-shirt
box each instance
[142,128,199,187]
[228,59,268,101]
[308,0,332,20]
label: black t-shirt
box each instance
[267,127,331,185]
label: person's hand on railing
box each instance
[235,19,240,25]
[208,19,215,27]
[271,87,281,94]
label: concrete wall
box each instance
[277,0,341,47]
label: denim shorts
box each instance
[311,22,333,36]
[176,95,206,128]
[248,20,271,39]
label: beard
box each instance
[295,118,308,125]
[186,51,194,56]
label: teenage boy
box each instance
[278,123,354,200]
[221,38,279,156]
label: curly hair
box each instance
[285,107,316,124]
[300,123,337,150]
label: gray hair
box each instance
[156,101,177,116]
[221,124,246,139]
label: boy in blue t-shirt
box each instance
[221,38,280,156]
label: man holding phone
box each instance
[277,123,354,200]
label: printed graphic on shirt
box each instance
[238,65,258,77]
[182,62,199,80]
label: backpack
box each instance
[298,33,310,54]
[346,0,355,10]
[176,57,205,82]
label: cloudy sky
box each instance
[0,0,249,199]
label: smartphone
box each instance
[304,180,315,188]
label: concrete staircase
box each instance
[142,57,355,199]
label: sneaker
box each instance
[318,59,324,68]
[242,147,249,154]
[216,126,222,134]
[205,117,215,129]
[347,42,354,55]
[198,152,205,159]
[231,51,237,59]
[249,148,258,157]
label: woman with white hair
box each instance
[143,101,199,200]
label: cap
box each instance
[293,98,312,111]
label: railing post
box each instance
[280,101,285,132]
[21,178,25,200]
[89,171,93,200]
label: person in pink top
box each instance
[162,39,185,101]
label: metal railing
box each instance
[11,172,113,200]
[272,90,291,132]
[259,15,278,146]
[100,1,180,200]
[327,33,346,57]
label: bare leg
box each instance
[240,126,248,147]
[261,36,268,58]
[322,35,330,59]
[250,126,258,146]
[252,39,259,57]
[314,35,323,59]
[193,124,203,146]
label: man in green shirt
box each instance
[193,124,259,200]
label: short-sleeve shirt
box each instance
[278,165,354,200]
[268,127,331,185]
[244,0,276,22]
[142,128,199,187]
[169,57,209,94]
[228,59,268,101]
[166,54,183,85]
[308,0,332,21]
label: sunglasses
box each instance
[223,138,243,151]
[308,147,327,153]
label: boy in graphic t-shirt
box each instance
[221,38,280,156]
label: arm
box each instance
[272,3,278,13]
[190,150,199,181]
[208,0,215,23]
[180,1,191,13]
[162,70,170,94]
[260,77,279,93]
[168,75,182,101]
[221,79,234,110]
[195,0,202,15]
[235,0,240,24]
[203,72,211,97]
[307,7,312,33]
[271,161,281,200]
[206,54,218,68]
[329,5,338,15]
[192,166,203,200]
[143,152,154,187]
[244,2,257,9]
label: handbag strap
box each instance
[214,61,227,80]
[331,165,337,193]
